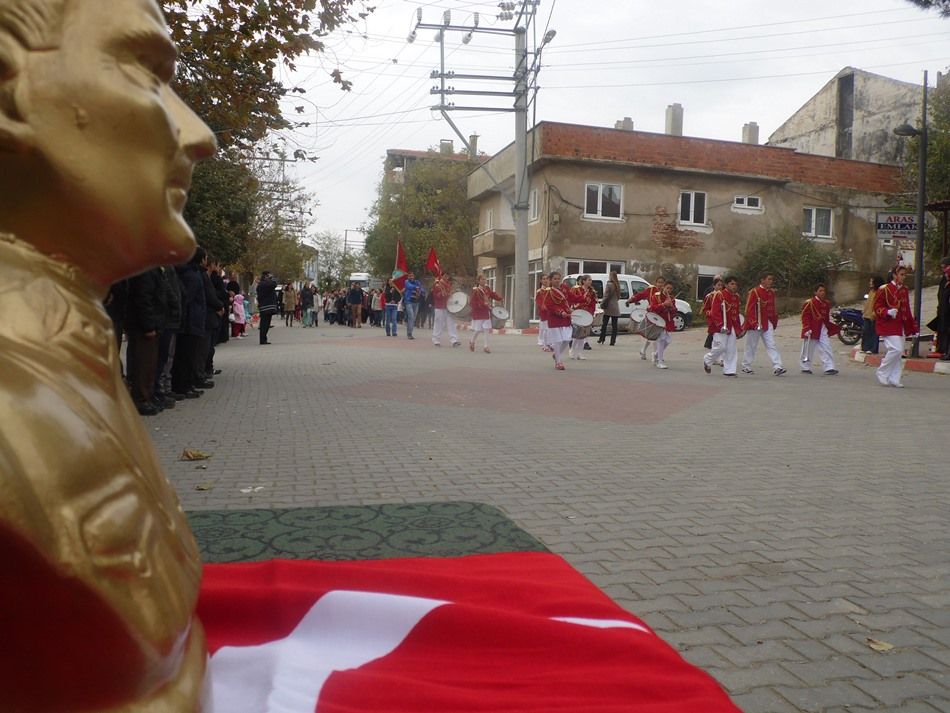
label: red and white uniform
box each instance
[469,284,502,351]
[799,296,839,372]
[631,287,663,360]
[568,284,597,359]
[431,277,459,347]
[651,294,677,367]
[541,286,573,367]
[535,287,550,348]
[742,285,783,372]
[703,290,741,375]
[873,280,918,386]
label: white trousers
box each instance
[800,327,834,372]
[705,332,738,374]
[655,331,672,362]
[470,319,491,347]
[877,335,905,386]
[431,308,458,345]
[639,339,655,357]
[742,325,783,370]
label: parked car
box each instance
[563,273,693,332]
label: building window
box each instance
[584,183,622,220]
[485,209,494,231]
[529,189,540,223]
[734,196,762,210]
[529,260,542,321]
[679,191,706,225]
[564,260,625,276]
[484,267,496,293]
[803,207,833,239]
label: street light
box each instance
[892,70,928,358]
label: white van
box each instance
[563,273,693,332]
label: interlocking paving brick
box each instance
[148,322,950,710]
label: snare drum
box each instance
[635,312,667,341]
[571,309,593,339]
[447,291,471,321]
[490,305,510,330]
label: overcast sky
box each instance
[276,0,950,247]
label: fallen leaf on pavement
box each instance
[239,486,265,494]
[194,482,215,491]
[180,448,212,461]
[866,638,894,652]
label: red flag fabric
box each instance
[199,552,739,713]
[425,247,443,277]
[392,241,409,290]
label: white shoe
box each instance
[577,354,586,360]
[656,361,668,369]
[741,367,754,374]
[893,382,905,388]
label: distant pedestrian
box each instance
[283,283,297,327]
[861,276,884,354]
[597,270,621,346]
[231,292,246,338]
[402,272,424,340]
[383,279,401,336]
[256,271,278,345]
[933,257,950,360]
[346,282,364,328]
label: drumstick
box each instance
[801,337,811,363]
[721,298,727,333]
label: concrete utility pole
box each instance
[411,1,553,329]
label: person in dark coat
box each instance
[171,249,207,397]
[196,255,223,386]
[256,271,278,344]
[125,267,166,415]
[154,266,182,406]
[104,280,129,354]
[936,257,950,360]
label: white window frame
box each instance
[485,208,494,231]
[803,206,833,240]
[733,195,763,213]
[529,188,540,223]
[483,267,496,293]
[565,259,626,276]
[679,190,707,226]
[583,182,623,221]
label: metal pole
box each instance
[513,26,529,328]
[912,70,927,358]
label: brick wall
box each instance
[539,122,900,194]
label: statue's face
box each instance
[18,0,215,277]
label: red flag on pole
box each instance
[425,247,443,277]
[392,241,409,290]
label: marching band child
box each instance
[536,273,552,352]
[703,276,742,376]
[568,274,597,360]
[542,271,573,370]
[873,266,918,387]
[469,274,503,354]
[799,283,839,375]
[652,283,677,369]
[628,276,666,362]
[742,273,786,376]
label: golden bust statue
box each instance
[0,0,216,710]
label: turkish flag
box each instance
[392,241,409,290]
[425,247,443,277]
[199,552,739,712]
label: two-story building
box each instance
[468,121,902,316]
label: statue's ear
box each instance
[0,38,34,152]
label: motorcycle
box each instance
[831,307,863,345]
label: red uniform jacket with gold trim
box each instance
[707,290,741,335]
[542,287,572,328]
[744,285,778,331]
[432,278,452,309]
[470,285,502,320]
[800,296,840,339]
[873,281,918,337]
[569,285,597,315]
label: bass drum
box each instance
[490,305,509,330]
[447,291,471,321]
[571,309,593,339]
[634,312,666,341]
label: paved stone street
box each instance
[151,317,949,713]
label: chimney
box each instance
[468,134,479,158]
[741,122,760,145]
[665,103,683,137]
[621,116,633,131]
[439,139,453,155]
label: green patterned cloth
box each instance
[188,502,547,563]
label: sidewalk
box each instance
[851,347,950,375]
